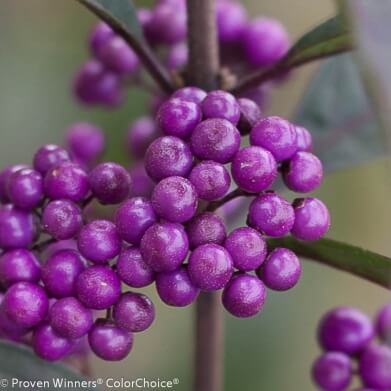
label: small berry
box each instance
[89,22,114,56]
[376,303,391,342]
[201,90,240,125]
[216,1,247,44]
[33,144,70,175]
[127,117,159,159]
[128,163,154,198]
[295,125,312,152]
[237,98,262,134]
[0,164,29,203]
[167,43,188,71]
[172,87,207,104]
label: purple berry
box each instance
[0,249,41,287]
[78,220,122,264]
[225,227,266,272]
[33,144,70,175]
[140,222,189,272]
[312,352,352,391]
[291,197,330,241]
[128,163,154,198]
[116,247,155,288]
[376,303,391,342]
[151,176,198,223]
[44,162,88,202]
[318,307,374,355]
[172,87,207,104]
[157,98,201,139]
[89,21,114,56]
[295,125,313,152]
[231,146,277,193]
[113,292,155,332]
[49,297,93,339]
[42,249,85,298]
[201,90,240,125]
[145,136,193,181]
[248,193,295,237]
[76,265,121,310]
[237,98,263,134]
[188,244,233,291]
[250,116,297,161]
[88,319,133,361]
[189,161,231,201]
[0,303,29,340]
[217,1,247,44]
[258,248,301,291]
[191,118,240,163]
[115,197,157,245]
[187,212,226,249]
[222,274,266,318]
[167,42,188,70]
[156,266,199,307]
[0,164,29,203]
[127,117,158,159]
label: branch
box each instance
[207,188,253,212]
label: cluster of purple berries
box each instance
[313,305,391,390]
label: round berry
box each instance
[376,303,391,342]
[188,244,233,291]
[116,247,155,288]
[225,227,266,271]
[140,223,189,272]
[49,297,93,339]
[0,304,29,340]
[217,1,247,43]
[44,162,88,202]
[172,87,207,104]
[0,249,41,287]
[295,125,312,152]
[88,320,133,361]
[222,274,266,318]
[232,146,277,193]
[78,220,121,264]
[115,197,157,245]
[76,265,121,310]
[89,21,114,56]
[156,266,199,307]
[359,345,391,390]
[145,136,193,181]
[157,98,201,139]
[312,352,352,391]
[258,248,301,291]
[127,117,158,159]
[128,163,154,198]
[237,98,262,134]
[191,118,240,163]
[33,323,74,361]
[113,292,155,332]
[42,249,85,298]
[3,282,48,328]
[151,176,198,223]
[189,161,231,201]
[0,164,29,203]
[33,144,70,175]
[167,42,188,70]
[248,193,295,237]
[318,307,374,354]
[187,212,226,249]
[201,90,240,125]
[291,197,330,241]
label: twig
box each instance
[207,188,253,212]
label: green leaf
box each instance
[268,237,391,289]
[294,54,385,173]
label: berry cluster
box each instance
[313,305,391,390]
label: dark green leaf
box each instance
[268,237,391,289]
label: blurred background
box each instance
[0,0,390,390]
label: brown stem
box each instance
[207,188,252,212]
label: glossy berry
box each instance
[376,303,391,342]
[151,176,198,223]
[88,320,133,361]
[156,266,199,307]
[231,146,277,193]
[201,90,240,125]
[115,197,157,245]
[295,125,313,152]
[222,274,266,318]
[172,87,207,104]
[187,212,226,249]
[49,297,93,339]
[0,249,41,287]
[32,323,74,361]
[76,265,121,310]
[189,161,231,201]
[42,249,85,298]
[88,162,131,205]
[258,248,301,291]
[191,118,240,163]
[318,307,374,355]
[128,163,154,198]
[89,21,114,56]
[3,282,48,328]
[145,136,193,181]
[225,227,266,272]
[113,292,155,332]
[33,144,70,175]
[127,117,158,159]
[250,116,297,161]
[157,98,201,139]
[291,197,330,241]
[248,193,295,237]
[140,223,189,272]
[217,1,247,43]
[44,162,88,202]
[237,98,262,134]
[116,247,155,288]
[188,244,233,291]
[312,352,352,391]
[167,42,188,71]
[0,164,29,203]
[78,220,122,263]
